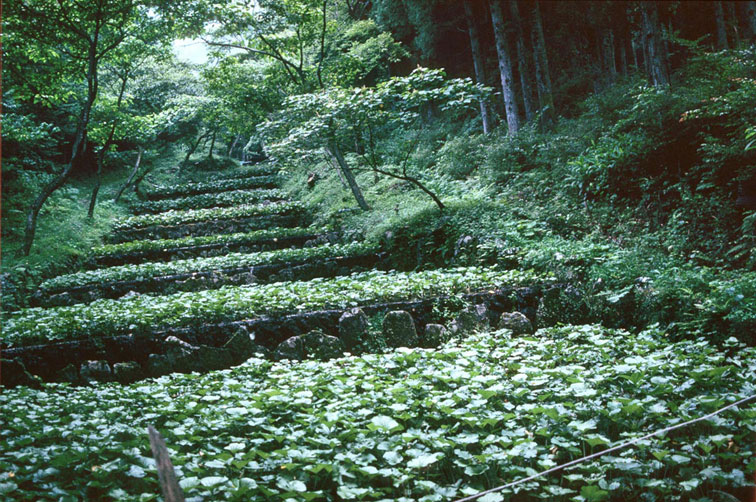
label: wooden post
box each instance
[147,425,185,502]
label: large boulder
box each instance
[149,336,237,375]
[498,312,534,336]
[422,324,449,348]
[451,304,489,336]
[113,361,143,384]
[80,360,113,383]
[274,330,344,361]
[382,310,419,348]
[301,330,344,360]
[274,336,306,361]
[339,307,370,352]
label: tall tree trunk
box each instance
[23,43,99,255]
[463,0,492,134]
[618,36,628,76]
[89,69,130,218]
[114,147,144,203]
[531,0,556,128]
[591,30,604,93]
[715,1,729,49]
[510,0,537,122]
[726,2,740,46]
[325,143,370,210]
[208,130,217,159]
[741,1,756,43]
[182,132,207,168]
[88,148,107,219]
[629,34,639,70]
[602,28,618,84]
[489,0,520,135]
[227,135,241,158]
[641,2,670,87]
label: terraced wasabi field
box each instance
[2,162,754,501]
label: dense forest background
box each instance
[3,0,756,340]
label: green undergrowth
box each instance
[89,226,330,265]
[1,170,130,312]
[113,201,307,231]
[1,325,754,501]
[143,175,281,200]
[39,241,378,293]
[280,49,756,344]
[3,266,543,347]
[130,188,288,214]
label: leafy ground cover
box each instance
[39,242,378,293]
[88,227,330,266]
[113,201,307,231]
[184,163,280,181]
[144,176,281,200]
[130,189,288,214]
[1,325,753,501]
[3,267,543,347]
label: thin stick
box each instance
[147,425,185,502]
[453,393,756,502]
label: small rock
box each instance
[498,312,534,336]
[382,310,419,348]
[422,324,449,348]
[536,285,588,327]
[451,304,489,336]
[164,336,198,368]
[196,346,234,371]
[1,359,42,388]
[274,336,305,361]
[113,361,142,384]
[80,360,112,383]
[56,363,80,384]
[301,329,344,360]
[224,327,258,364]
[147,354,171,377]
[339,307,370,352]
[454,235,477,261]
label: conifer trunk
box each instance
[715,1,729,49]
[726,2,740,46]
[489,0,520,135]
[741,1,756,42]
[531,0,556,128]
[463,0,492,134]
[618,38,628,76]
[641,2,670,87]
[510,0,537,122]
[602,28,617,84]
